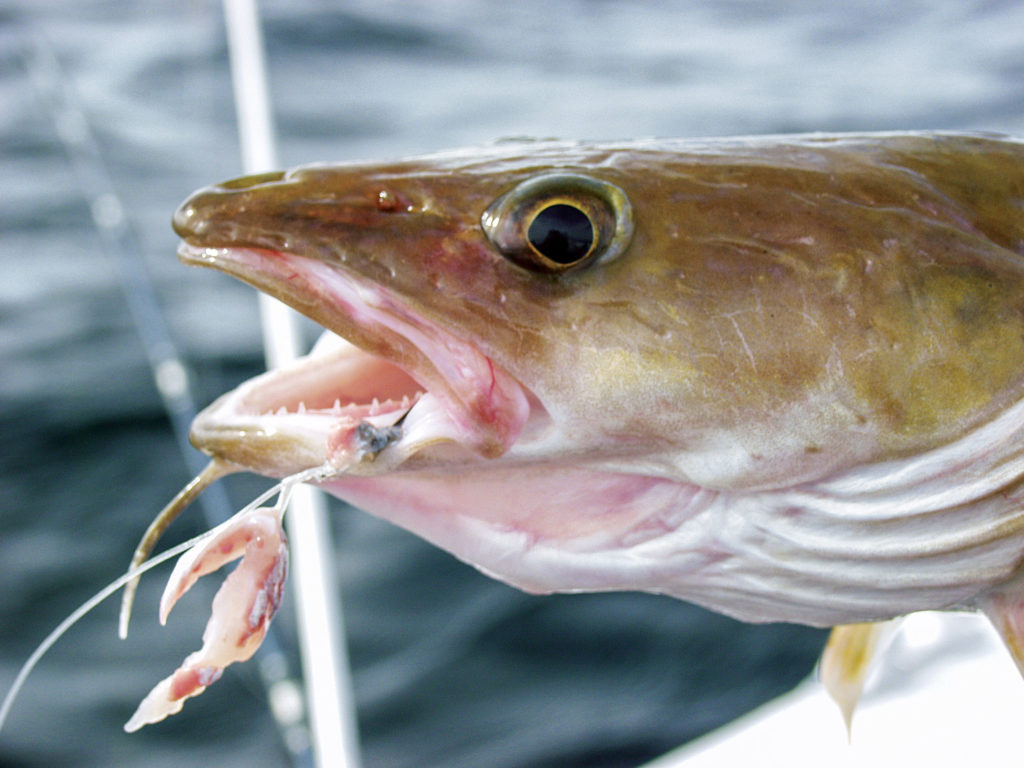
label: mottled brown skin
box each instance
[174,133,1024,492]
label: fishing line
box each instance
[0,533,211,735]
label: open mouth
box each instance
[181,242,538,477]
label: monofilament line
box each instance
[0,535,200,734]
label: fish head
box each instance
[175,134,1024,623]
[173,143,731,480]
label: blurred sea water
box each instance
[2,1,1023,766]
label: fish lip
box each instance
[180,241,537,476]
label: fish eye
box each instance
[527,203,595,265]
[481,173,634,274]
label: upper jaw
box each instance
[180,242,541,477]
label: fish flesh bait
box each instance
[122,132,1024,730]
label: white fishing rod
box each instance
[221,2,362,766]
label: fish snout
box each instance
[172,170,291,241]
[172,165,428,248]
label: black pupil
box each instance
[527,204,594,264]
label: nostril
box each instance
[216,170,286,190]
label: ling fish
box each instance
[122,132,1024,730]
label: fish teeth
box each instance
[332,399,342,416]
[370,398,380,416]
[297,401,307,414]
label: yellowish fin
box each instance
[981,588,1024,677]
[820,621,894,738]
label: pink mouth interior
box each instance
[243,343,425,426]
[182,243,535,466]
[267,356,419,414]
